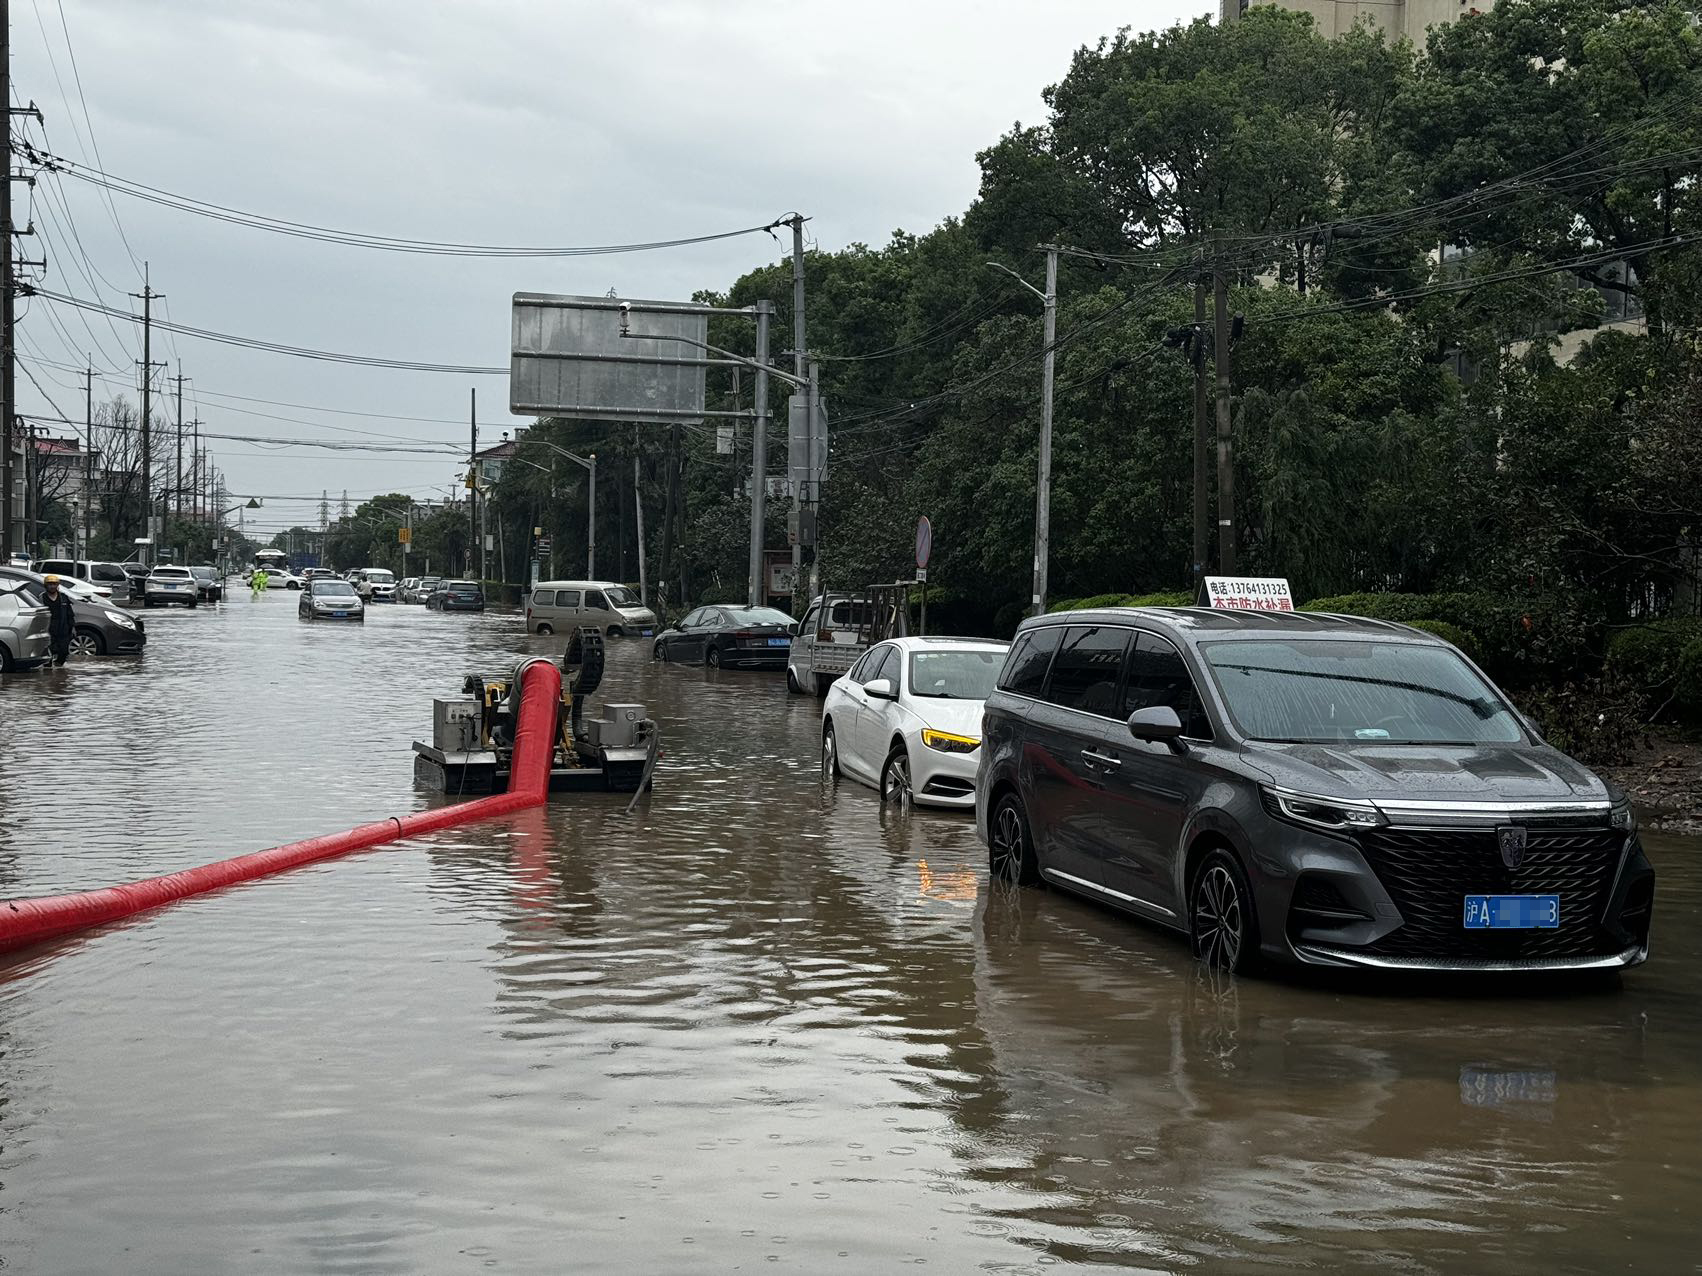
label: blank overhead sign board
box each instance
[510,293,711,422]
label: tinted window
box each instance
[532,589,556,606]
[859,645,896,686]
[1200,638,1521,745]
[90,564,126,583]
[586,590,609,610]
[1043,625,1132,716]
[1123,632,1213,738]
[999,626,1061,696]
[703,610,730,629]
[847,649,877,682]
[558,589,581,607]
[799,605,819,634]
[678,608,704,628]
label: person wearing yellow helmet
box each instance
[42,574,75,666]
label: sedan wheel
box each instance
[821,720,840,784]
[879,745,912,807]
[1190,852,1258,975]
[68,629,103,659]
[706,645,722,669]
[988,795,1039,885]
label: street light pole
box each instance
[987,247,1059,616]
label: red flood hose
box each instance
[0,659,564,954]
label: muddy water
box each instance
[0,594,1698,1272]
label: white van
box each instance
[526,581,657,636]
[353,567,397,602]
[36,558,132,603]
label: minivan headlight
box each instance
[1262,786,1386,832]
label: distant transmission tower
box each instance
[339,489,351,521]
[319,489,330,532]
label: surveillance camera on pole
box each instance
[618,301,632,337]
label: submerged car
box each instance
[188,565,224,603]
[143,565,199,608]
[652,604,795,669]
[426,580,485,612]
[0,567,146,657]
[976,608,1654,975]
[299,578,365,622]
[0,578,51,671]
[823,636,1009,809]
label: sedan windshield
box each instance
[908,649,1004,700]
[312,581,357,597]
[1200,638,1524,744]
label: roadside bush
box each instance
[1048,589,1192,613]
[1514,676,1645,767]
[1678,639,1702,720]
[1403,619,1483,664]
[1301,591,1594,685]
[1603,619,1702,718]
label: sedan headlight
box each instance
[921,729,980,754]
[1262,786,1386,832]
[104,610,137,628]
[1609,800,1635,832]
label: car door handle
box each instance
[1080,749,1122,770]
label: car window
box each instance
[799,605,819,635]
[679,608,704,628]
[704,609,731,630]
[727,607,794,626]
[556,589,580,607]
[586,590,609,610]
[1123,632,1214,739]
[909,649,1004,700]
[532,589,555,606]
[90,564,126,583]
[860,645,897,687]
[846,649,876,682]
[1043,625,1132,716]
[999,627,1062,697]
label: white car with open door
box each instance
[820,635,1009,809]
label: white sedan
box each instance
[821,635,1009,809]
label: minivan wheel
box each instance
[536,623,553,636]
[1190,850,1259,975]
[607,625,624,637]
[989,794,1039,886]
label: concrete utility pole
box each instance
[987,248,1058,616]
[0,0,11,559]
[468,387,478,578]
[633,434,647,605]
[748,300,772,607]
[1213,252,1236,574]
[132,265,162,562]
[84,362,94,556]
[788,214,811,605]
[1192,276,1210,586]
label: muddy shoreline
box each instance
[1599,728,1702,836]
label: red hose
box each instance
[0,660,564,953]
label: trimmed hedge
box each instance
[1048,589,1193,613]
[1403,618,1484,664]
[1300,591,1592,685]
[1603,619,1702,711]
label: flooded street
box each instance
[1,595,1699,1273]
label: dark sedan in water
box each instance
[977,607,1654,976]
[0,566,146,657]
[426,580,485,612]
[652,604,796,669]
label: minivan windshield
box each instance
[1200,638,1524,745]
[605,585,640,607]
[909,648,1003,700]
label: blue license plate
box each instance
[639,629,654,637]
[767,637,791,646]
[1464,894,1558,929]
[332,611,348,618]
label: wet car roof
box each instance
[1023,606,1436,643]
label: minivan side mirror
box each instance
[864,677,897,701]
[1128,705,1188,753]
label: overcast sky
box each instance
[15,0,1204,540]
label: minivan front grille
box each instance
[1356,826,1627,960]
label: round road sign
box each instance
[915,516,932,569]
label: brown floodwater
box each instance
[0,594,1697,1272]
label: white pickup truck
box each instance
[786,593,915,697]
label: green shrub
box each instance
[1515,677,1644,767]
[1301,591,1594,685]
[1403,619,1483,664]
[1126,590,1194,607]
[1677,639,1702,721]
[1603,620,1702,716]
[1048,589,1192,613]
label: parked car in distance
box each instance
[0,577,51,671]
[0,567,146,657]
[188,565,224,603]
[299,577,365,622]
[788,593,892,697]
[823,636,1009,809]
[976,606,1655,976]
[525,580,656,635]
[301,567,338,586]
[396,576,420,603]
[36,559,132,603]
[144,565,200,608]
[653,605,796,669]
[426,580,485,612]
[401,575,442,604]
[121,562,150,595]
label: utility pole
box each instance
[1034,247,1058,616]
[788,214,811,605]
[84,362,94,557]
[468,387,478,579]
[633,432,647,605]
[0,0,14,559]
[1192,275,1209,586]
[1213,247,1236,574]
[586,454,596,578]
[191,418,200,521]
[132,265,162,564]
[171,364,187,522]
[747,299,772,607]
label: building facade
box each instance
[1221,0,1491,42]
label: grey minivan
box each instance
[976,607,1654,975]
